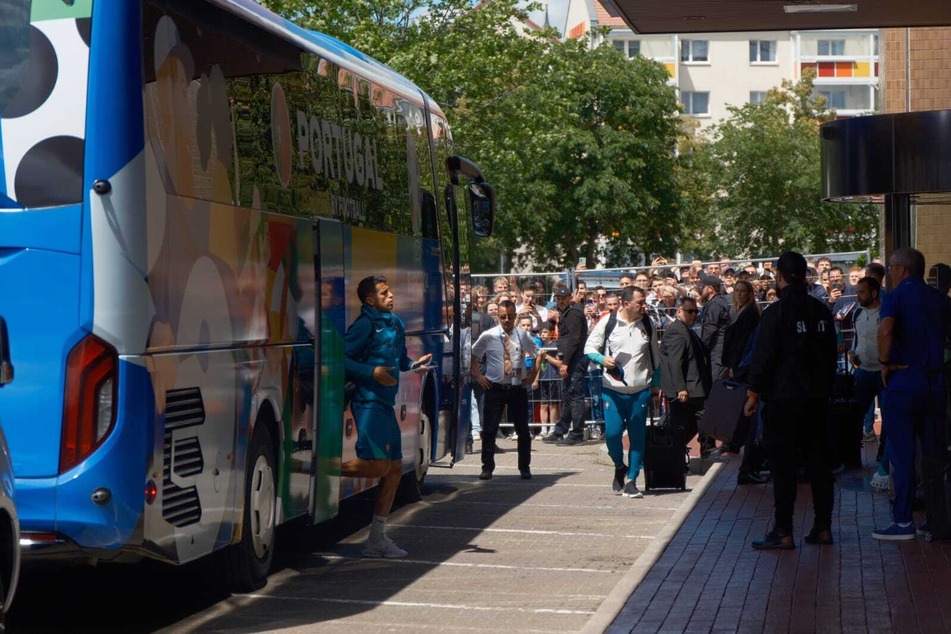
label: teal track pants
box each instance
[603,386,651,480]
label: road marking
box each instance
[438,500,683,512]
[388,523,656,539]
[315,554,617,574]
[435,478,672,489]
[451,464,586,473]
[236,594,597,615]
[313,619,575,634]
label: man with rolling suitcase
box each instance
[743,252,837,549]
[660,296,711,458]
[584,285,659,498]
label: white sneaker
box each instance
[362,534,408,558]
[870,472,891,492]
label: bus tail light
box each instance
[60,335,118,474]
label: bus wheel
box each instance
[398,411,430,503]
[219,425,276,592]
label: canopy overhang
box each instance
[603,0,951,34]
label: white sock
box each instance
[370,515,387,542]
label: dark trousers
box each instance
[882,379,945,524]
[482,384,531,473]
[763,397,834,533]
[670,397,706,450]
[738,414,762,474]
[553,360,588,440]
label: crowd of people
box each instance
[466,249,951,547]
[346,247,950,558]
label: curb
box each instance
[580,460,726,634]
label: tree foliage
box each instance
[260,0,684,270]
[685,71,879,259]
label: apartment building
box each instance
[562,0,879,127]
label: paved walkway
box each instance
[604,438,951,634]
[157,436,709,634]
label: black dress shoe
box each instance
[737,471,768,485]
[543,434,563,443]
[479,470,492,480]
[520,470,532,480]
[752,528,795,550]
[465,438,474,454]
[556,436,581,446]
[704,447,729,462]
[804,527,833,545]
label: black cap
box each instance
[554,286,572,298]
[722,267,736,276]
[699,272,722,288]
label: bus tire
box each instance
[397,411,431,503]
[219,425,276,592]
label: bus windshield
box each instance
[0,0,90,209]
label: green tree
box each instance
[261,1,685,271]
[690,71,879,258]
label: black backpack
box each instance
[599,312,656,369]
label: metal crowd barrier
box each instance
[490,290,860,439]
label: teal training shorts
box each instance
[351,401,403,460]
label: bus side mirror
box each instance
[469,182,495,238]
[0,317,12,387]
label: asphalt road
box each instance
[7,437,706,633]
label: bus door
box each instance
[442,157,495,462]
[310,218,345,523]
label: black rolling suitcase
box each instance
[644,399,688,492]
[698,379,747,444]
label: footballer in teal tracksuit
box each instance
[345,301,417,460]
[343,276,430,558]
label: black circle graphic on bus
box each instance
[2,26,57,119]
[76,17,92,48]
[14,136,84,208]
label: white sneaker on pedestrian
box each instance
[362,534,408,558]
[870,472,891,492]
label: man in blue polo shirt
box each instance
[873,248,951,540]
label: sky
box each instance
[526,0,569,33]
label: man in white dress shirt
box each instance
[471,301,540,480]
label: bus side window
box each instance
[421,189,438,240]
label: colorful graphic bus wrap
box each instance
[0,0,488,584]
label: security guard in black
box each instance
[744,251,837,549]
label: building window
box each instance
[750,91,768,105]
[682,91,710,115]
[872,34,879,56]
[819,89,846,110]
[749,40,776,63]
[817,39,846,56]
[613,39,641,57]
[680,39,709,63]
